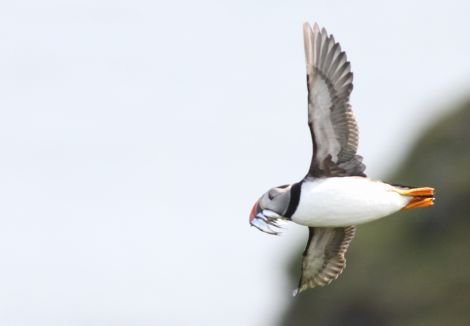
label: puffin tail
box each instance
[392,185,435,210]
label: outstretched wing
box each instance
[303,23,365,177]
[294,226,356,295]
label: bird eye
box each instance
[268,190,278,200]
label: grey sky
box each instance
[0,1,469,325]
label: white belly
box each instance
[291,177,410,227]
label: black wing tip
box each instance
[296,226,357,293]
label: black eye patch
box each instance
[268,189,280,200]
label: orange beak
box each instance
[249,200,282,235]
[249,200,260,224]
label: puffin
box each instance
[249,22,435,295]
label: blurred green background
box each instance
[278,100,470,326]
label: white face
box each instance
[258,184,292,217]
[249,184,294,235]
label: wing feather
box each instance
[303,23,366,177]
[294,226,356,295]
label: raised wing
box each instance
[303,23,365,177]
[294,226,356,295]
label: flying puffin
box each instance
[249,22,435,295]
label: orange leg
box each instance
[395,187,434,197]
[403,197,434,210]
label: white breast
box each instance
[291,177,410,227]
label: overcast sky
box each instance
[0,1,469,325]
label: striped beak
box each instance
[249,200,283,235]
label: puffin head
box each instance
[249,184,293,235]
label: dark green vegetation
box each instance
[279,101,470,326]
